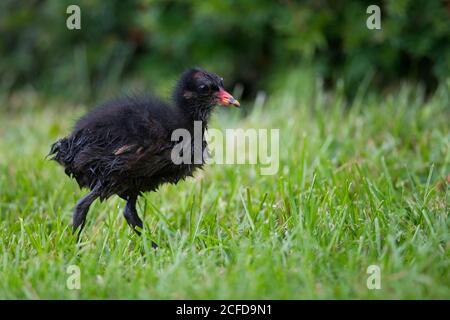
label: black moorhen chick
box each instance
[49,68,239,244]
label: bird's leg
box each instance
[123,195,158,249]
[123,195,143,234]
[73,186,100,238]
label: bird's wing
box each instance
[113,144,143,156]
[111,116,173,157]
[108,116,177,176]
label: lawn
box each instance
[0,74,449,299]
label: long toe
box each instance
[133,226,142,236]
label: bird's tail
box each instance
[48,136,93,189]
[47,138,70,165]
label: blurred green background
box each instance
[0,0,449,299]
[1,0,449,104]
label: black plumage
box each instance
[49,68,239,243]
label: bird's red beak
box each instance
[216,88,240,107]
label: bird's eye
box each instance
[198,84,209,94]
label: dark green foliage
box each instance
[1,0,449,101]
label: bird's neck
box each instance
[189,106,213,123]
[182,109,211,141]
[173,92,214,129]
[176,103,213,125]
[173,85,214,123]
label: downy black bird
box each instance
[49,68,239,244]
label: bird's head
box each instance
[174,68,239,118]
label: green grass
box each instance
[0,76,449,299]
